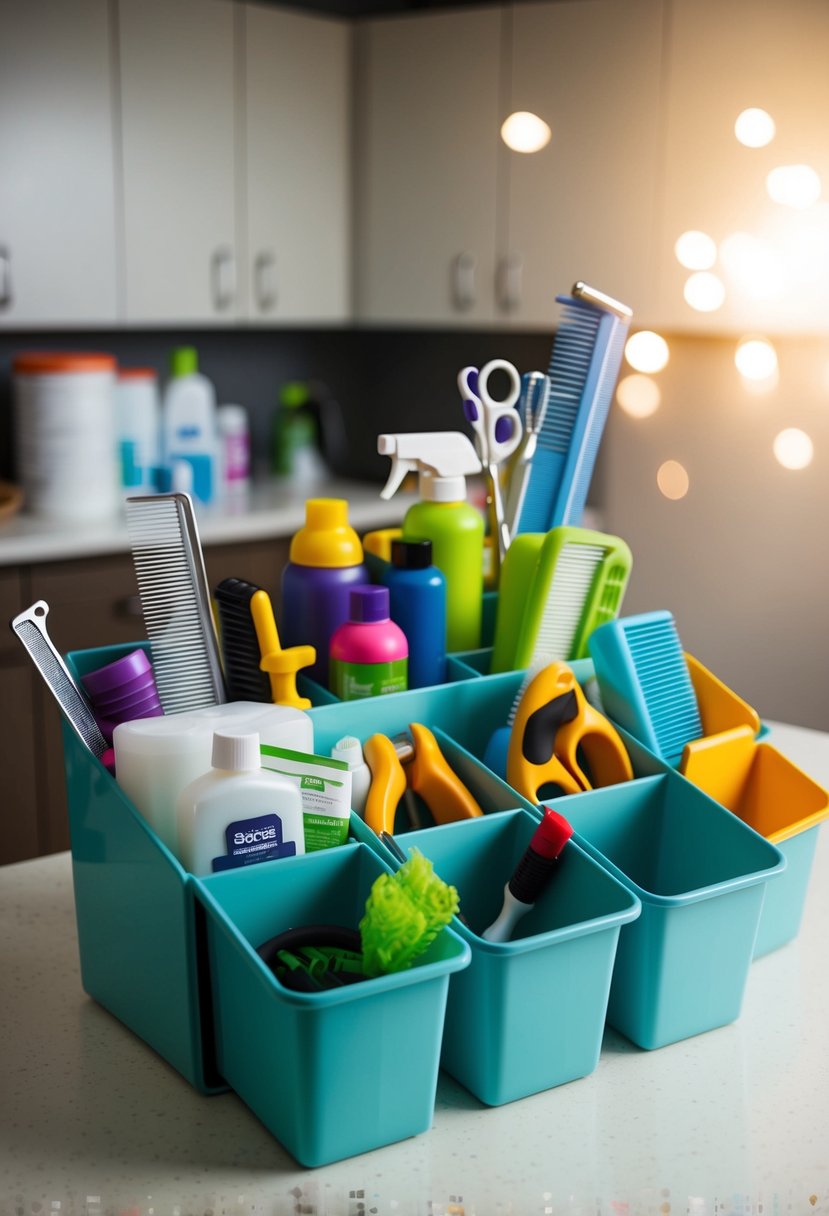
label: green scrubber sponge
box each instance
[359,848,459,977]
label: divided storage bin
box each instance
[195,843,469,1166]
[554,771,785,1049]
[373,808,640,1106]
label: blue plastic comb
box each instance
[513,282,631,535]
[587,610,703,766]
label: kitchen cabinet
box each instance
[0,0,118,328]
[504,0,664,327]
[118,0,239,324]
[118,0,351,326]
[242,5,351,323]
[654,0,829,334]
[354,0,663,328]
[354,7,503,326]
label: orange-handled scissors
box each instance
[364,722,482,836]
[506,661,633,804]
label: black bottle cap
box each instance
[391,538,433,569]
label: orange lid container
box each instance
[13,352,117,375]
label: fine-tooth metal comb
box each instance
[126,493,226,714]
[10,600,108,760]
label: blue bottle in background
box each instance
[381,538,447,689]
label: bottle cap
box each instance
[532,808,574,859]
[391,538,433,569]
[212,731,261,772]
[331,735,364,770]
[348,584,389,623]
[290,498,364,568]
[170,346,198,377]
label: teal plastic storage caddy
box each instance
[555,771,785,1049]
[194,843,470,1166]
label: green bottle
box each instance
[378,432,483,652]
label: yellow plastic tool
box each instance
[250,589,316,710]
[363,722,482,836]
[680,725,829,844]
[506,661,633,804]
[362,528,403,562]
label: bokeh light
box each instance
[734,108,776,148]
[657,460,690,500]
[683,272,726,312]
[616,374,661,418]
[500,111,552,153]
[624,331,670,374]
[773,428,814,470]
[674,230,717,270]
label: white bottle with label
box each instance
[176,731,305,876]
[162,346,219,505]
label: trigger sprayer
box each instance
[378,431,484,652]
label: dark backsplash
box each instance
[0,325,582,488]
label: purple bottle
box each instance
[280,498,369,687]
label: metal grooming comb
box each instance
[126,493,226,714]
[10,600,108,760]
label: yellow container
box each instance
[681,724,829,955]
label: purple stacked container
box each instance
[81,648,164,743]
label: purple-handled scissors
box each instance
[458,358,524,565]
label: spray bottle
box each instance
[378,432,483,652]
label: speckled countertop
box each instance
[1,721,828,1214]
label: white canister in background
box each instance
[115,367,161,497]
[13,351,119,520]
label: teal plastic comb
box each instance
[588,610,703,765]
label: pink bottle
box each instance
[329,585,408,700]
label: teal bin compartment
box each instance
[61,714,223,1094]
[554,771,786,1050]
[193,843,470,1167]
[387,809,640,1106]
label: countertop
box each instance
[1,720,828,1213]
[0,478,415,566]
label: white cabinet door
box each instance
[118,0,238,324]
[656,0,829,333]
[503,0,664,329]
[0,0,118,327]
[355,8,502,326]
[243,5,350,323]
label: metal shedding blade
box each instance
[11,600,108,759]
[126,493,226,714]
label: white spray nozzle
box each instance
[378,432,481,504]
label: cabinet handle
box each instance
[451,252,477,311]
[211,247,236,312]
[254,251,277,312]
[0,247,12,309]
[497,252,523,313]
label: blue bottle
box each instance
[381,539,447,688]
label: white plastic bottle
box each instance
[331,735,371,816]
[162,346,219,505]
[176,730,305,876]
[217,403,251,497]
[115,367,161,497]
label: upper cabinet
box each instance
[118,0,350,325]
[354,0,664,329]
[503,0,664,327]
[354,8,503,326]
[0,0,118,329]
[654,0,829,334]
[243,5,351,323]
[118,0,238,324]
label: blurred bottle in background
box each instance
[162,346,219,505]
[217,403,251,501]
[272,379,348,483]
[115,366,161,498]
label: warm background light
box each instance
[616,374,661,418]
[766,164,822,209]
[625,331,670,374]
[674,229,717,270]
[734,107,776,148]
[773,428,814,470]
[500,111,552,153]
[683,271,725,312]
[657,460,690,500]
[719,232,784,300]
[735,337,778,381]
